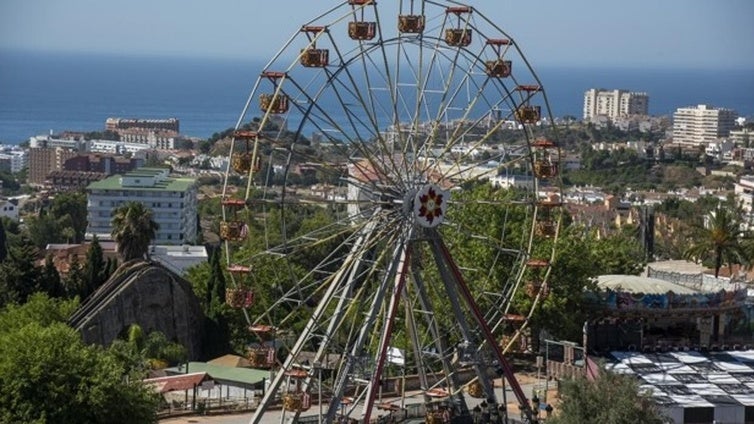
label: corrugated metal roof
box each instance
[143,372,211,393]
[165,362,269,386]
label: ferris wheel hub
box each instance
[413,184,449,228]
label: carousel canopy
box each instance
[596,274,747,313]
[597,275,700,295]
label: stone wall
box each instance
[73,261,205,359]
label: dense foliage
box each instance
[0,294,160,424]
[0,212,115,308]
[25,191,88,248]
[548,371,666,424]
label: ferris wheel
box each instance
[219,1,563,423]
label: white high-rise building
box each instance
[583,89,649,121]
[86,167,198,245]
[672,104,737,146]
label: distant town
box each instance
[2,88,754,424]
[0,88,750,241]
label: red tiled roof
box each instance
[143,372,211,393]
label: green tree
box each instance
[65,255,86,299]
[0,236,43,307]
[208,247,227,317]
[22,192,89,249]
[592,228,646,275]
[0,219,7,262]
[142,330,188,368]
[83,236,107,298]
[61,226,76,244]
[50,192,88,243]
[0,322,159,423]
[110,324,189,371]
[548,372,665,424]
[41,254,66,298]
[25,212,64,249]
[683,206,748,278]
[0,294,159,423]
[514,227,602,347]
[0,292,78,331]
[111,202,159,262]
[203,248,231,359]
[186,261,212,311]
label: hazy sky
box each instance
[1,0,753,68]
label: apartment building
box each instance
[729,128,752,147]
[86,168,198,245]
[105,117,180,133]
[117,128,182,150]
[0,150,27,173]
[28,147,78,185]
[672,104,737,146]
[64,154,143,175]
[583,89,649,121]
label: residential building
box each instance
[729,128,753,147]
[28,147,78,185]
[86,139,152,155]
[36,153,144,191]
[0,198,19,221]
[117,128,182,150]
[0,149,28,173]
[148,244,208,276]
[672,104,737,146]
[490,174,535,190]
[705,140,735,161]
[47,170,107,191]
[735,175,754,214]
[28,134,83,150]
[583,89,649,121]
[105,117,180,133]
[86,168,198,245]
[42,241,206,277]
[63,154,143,175]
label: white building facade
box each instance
[735,175,754,214]
[583,89,649,121]
[0,199,19,221]
[86,168,198,245]
[672,104,737,146]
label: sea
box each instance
[1,49,753,144]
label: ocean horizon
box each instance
[1,49,752,144]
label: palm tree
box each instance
[683,206,748,278]
[111,202,159,262]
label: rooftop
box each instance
[605,349,754,412]
[87,168,196,192]
[166,362,268,387]
[597,274,700,295]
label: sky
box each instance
[1,0,753,69]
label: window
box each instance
[684,407,713,423]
